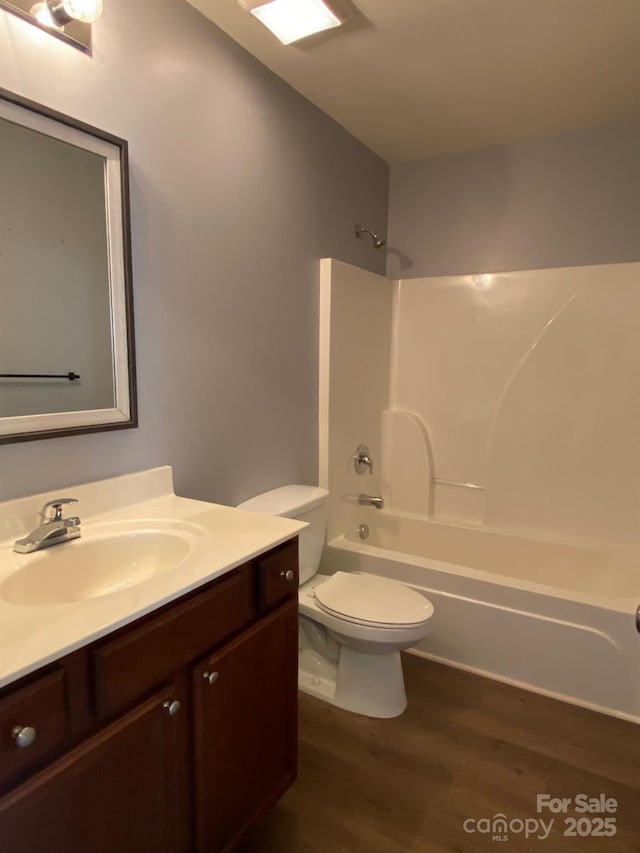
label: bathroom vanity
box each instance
[0,468,304,852]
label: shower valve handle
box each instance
[354,445,373,475]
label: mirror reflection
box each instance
[1,117,115,417]
[0,89,136,443]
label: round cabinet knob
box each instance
[162,699,181,717]
[280,569,295,582]
[202,671,219,686]
[11,725,37,748]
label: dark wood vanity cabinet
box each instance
[0,681,189,853]
[193,600,298,852]
[0,538,299,853]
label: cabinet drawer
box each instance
[93,564,256,718]
[0,669,67,790]
[257,539,298,612]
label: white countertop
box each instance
[0,467,305,689]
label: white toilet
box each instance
[237,485,433,718]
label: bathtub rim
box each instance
[348,504,640,558]
[327,534,640,615]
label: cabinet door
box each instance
[0,683,189,853]
[193,599,298,853]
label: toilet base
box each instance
[298,645,407,719]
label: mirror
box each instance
[0,88,137,444]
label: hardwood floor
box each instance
[237,654,640,852]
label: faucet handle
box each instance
[40,497,79,522]
[354,445,374,475]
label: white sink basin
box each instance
[1,520,209,607]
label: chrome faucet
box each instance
[358,494,384,510]
[13,498,81,554]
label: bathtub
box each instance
[320,514,640,722]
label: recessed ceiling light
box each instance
[240,0,347,46]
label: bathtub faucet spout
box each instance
[359,494,384,510]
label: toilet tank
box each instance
[237,485,328,584]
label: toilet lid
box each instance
[313,572,433,627]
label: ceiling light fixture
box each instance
[239,0,349,46]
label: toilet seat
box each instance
[313,572,433,629]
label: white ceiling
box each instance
[187,0,640,163]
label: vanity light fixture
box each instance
[29,1,61,27]
[45,0,103,24]
[0,0,101,52]
[239,0,349,46]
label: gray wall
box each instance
[387,119,640,279]
[0,0,388,504]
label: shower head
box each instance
[355,224,386,249]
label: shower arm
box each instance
[355,224,386,249]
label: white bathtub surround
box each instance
[319,259,393,542]
[319,258,640,723]
[380,410,433,516]
[320,258,640,551]
[392,262,640,546]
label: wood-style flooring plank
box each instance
[237,654,640,853]
[402,655,640,787]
